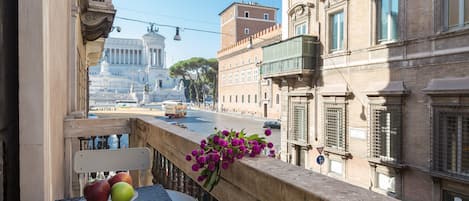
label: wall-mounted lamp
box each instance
[111,26,121,32]
[174,27,181,41]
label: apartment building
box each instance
[218,2,282,119]
[263,0,469,200]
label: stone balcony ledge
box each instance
[131,117,399,201]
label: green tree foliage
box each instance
[169,57,218,106]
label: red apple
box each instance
[83,179,110,201]
[108,172,133,186]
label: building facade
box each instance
[89,30,185,107]
[219,2,278,49]
[17,0,116,200]
[218,2,282,119]
[264,0,469,201]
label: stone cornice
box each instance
[80,0,116,42]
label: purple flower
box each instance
[213,135,220,144]
[251,140,258,146]
[185,155,192,161]
[227,148,233,156]
[201,139,207,144]
[197,175,207,182]
[239,145,246,151]
[219,139,227,147]
[270,149,275,154]
[197,156,206,165]
[231,139,239,146]
[235,132,239,137]
[191,149,198,156]
[252,145,261,154]
[192,164,200,171]
[240,138,245,144]
[260,143,266,149]
[221,162,229,169]
[199,149,204,155]
[222,130,230,136]
[200,143,206,149]
[264,129,272,136]
[249,152,256,157]
[212,153,220,163]
[267,142,274,148]
[208,162,216,171]
[236,154,244,159]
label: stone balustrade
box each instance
[130,117,399,201]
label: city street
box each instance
[154,109,281,151]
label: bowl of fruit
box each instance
[83,172,137,201]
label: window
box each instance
[330,160,343,175]
[248,95,251,103]
[377,0,399,42]
[255,94,257,103]
[295,22,307,36]
[291,104,308,143]
[276,94,280,104]
[242,95,244,103]
[330,11,344,51]
[236,95,238,103]
[244,11,249,18]
[244,28,249,35]
[264,92,267,99]
[264,13,269,20]
[443,190,469,201]
[370,104,401,163]
[230,96,232,103]
[158,80,163,88]
[433,107,469,177]
[324,103,346,151]
[223,96,225,103]
[377,173,395,193]
[445,0,469,29]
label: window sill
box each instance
[323,50,351,59]
[430,170,469,185]
[368,158,406,169]
[324,147,351,159]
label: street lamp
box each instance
[174,27,181,41]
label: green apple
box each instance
[111,182,134,201]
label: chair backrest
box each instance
[74,147,151,173]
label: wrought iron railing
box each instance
[152,150,217,201]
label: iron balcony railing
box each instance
[261,35,319,78]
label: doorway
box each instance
[264,103,268,118]
[0,0,20,200]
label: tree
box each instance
[169,57,218,106]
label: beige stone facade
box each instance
[18,0,114,200]
[219,2,277,49]
[218,24,282,119]
[272,0,469,201]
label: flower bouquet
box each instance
[186,129,275,191]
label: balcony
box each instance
[63,117,398,201]
[261,35,319,79]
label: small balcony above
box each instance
[261,35,319,79]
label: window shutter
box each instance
[290,104,307,143]
[325,103,345,151]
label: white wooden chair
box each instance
[74,147,152,196]
[73,147,197,201]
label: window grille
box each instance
[290,104,307,143]
[324,103,346,151]
[433,107,469,180]
[370,104,401,163]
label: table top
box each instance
[58,184,173,201]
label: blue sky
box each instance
[109,0,282,67]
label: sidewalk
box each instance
[190,106,278,122]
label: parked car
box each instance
[263,121,281,129]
